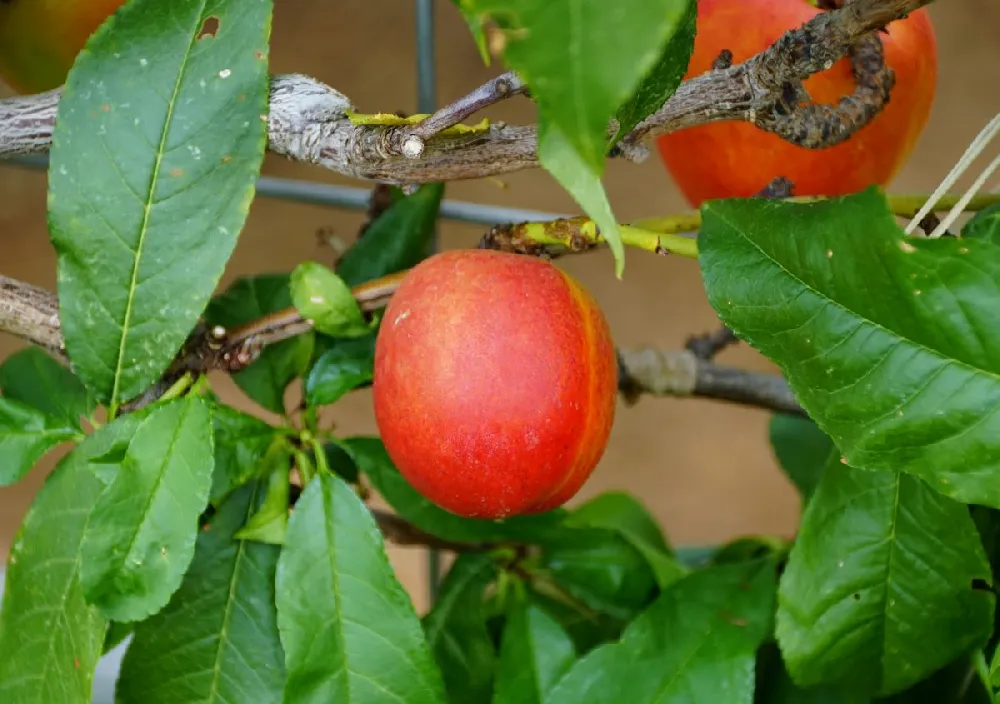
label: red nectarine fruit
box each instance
[372,250,618,520]
[0,0,127,94]
[655,0,938,206]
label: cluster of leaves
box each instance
[3,0,1000,702]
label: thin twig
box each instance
[0,0,930,184]
[371,508,492,552]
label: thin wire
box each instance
[1,156,571,226]
[414,0,444,603]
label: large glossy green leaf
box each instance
[275,472,446,704]
[768,414,836,505]
[339,436,567,543]
[775,458,994,697]
[336,182,444,287]
[0,346,94,428]
[206,275,315,414]
[700,188,1000,508]
[545,558,776,703]
[493,601,576,704]
[423,553,500,703]
[612,0,696,142]
[80,397,215,622]
[564,491,684,588]
[47,0,273,406]
[0,396,80,486]
[115,480,284,703]
[465,0,692,171]
[0,413,144,703]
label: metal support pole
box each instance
[414,0,444,603]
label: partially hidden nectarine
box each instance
[0,0,127,94]
[656,0,938,206]
[372,250,618,520]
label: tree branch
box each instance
[0,0,929,183]
[0,272,802,416]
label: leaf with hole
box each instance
[47,0,273,406]
[0,412,144,703]
[275,472,446,704]
[206,275,315,415]
[423,552,500,703]
[775,457,995,697]
[700,188,1000,508]
[0,346,94,428]
[544,558,776,703]
[80,396,215,622]
[115,480,285,703]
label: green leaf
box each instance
[340,435,567,544]
[493,601,576,704]
[538,528,658,621]
[103,620,134,654]
[336,182,444,287]
[47,0,273,406]
[115,480,285,703]
[80,396,216,622]
[0,396,80,486]
[209,402,285,505]
[304,335,376,407]
[962,202,1000,243]
[424,553,500,703]
[755,643,869,704]
[775,457,995,697]
[275,472,446,704]
[522,588,624,655]
[612,0,696,142]
[323,441,359,483]
[545,558,777,703]
[449,0,491,64]
[206,275,315,414]
[0,346,94,428]
[0,412,145,703]
[234,462,290,544]
[537,121,625,277]
[466,0,692,170]
[565,491,685,588]
[699,188,1000,508]
[768,414,836,504]
[290,261,370,338]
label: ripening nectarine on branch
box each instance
[0,0,127,94]
[372,250,618,520]
[655,0,938,206]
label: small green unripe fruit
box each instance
[372,250,618,520]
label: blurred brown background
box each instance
[1,0,998,613]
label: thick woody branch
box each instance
[0,273,802,416]
[0,0,929,183]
